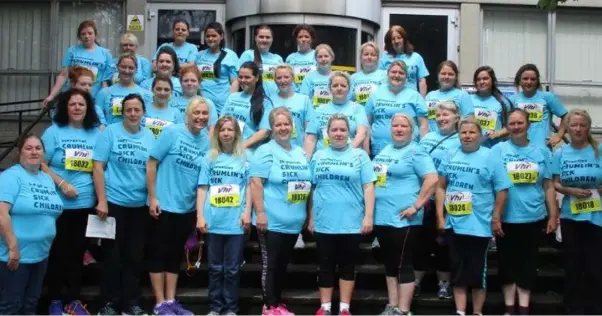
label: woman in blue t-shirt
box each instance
[285,24,317,92]
[0,134,64,315]
[108,33,151,85]
[170,66,218,134]
[552,109,602,315]
[142,77,181,139]
[196,115,251,316]
[92,94,155,316]
[309,113,376,315]
[435,120,512,316]
[490,108,558,315]
[472,66,511,148]
[300,44,335,108]
[41,89,101,315]
[250,107,312,315]
[153,19,197,69]
[141,47,183,97]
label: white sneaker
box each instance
[294,234,305,249]
[372,237,380,248]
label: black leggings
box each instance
[413,201,450,273]
[146,211,195,274]
[46,208,93,302]
[258,231,298,308]
[100,203,148,307]
[561,219,602,315]
[374,225,416,284]
[315,233,362,288]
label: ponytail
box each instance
[492,88,511,127]
[214,50,227,78]
[252,25,272,66]
[240,61,269,126]
[588,134,599,158]
[204,22,227,78]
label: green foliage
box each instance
[537,0,573,10]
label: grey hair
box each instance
[327,113,350,131]
[391,113,415,135]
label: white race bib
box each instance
[517,103,544,122]
[374,164,388,187]
[262,65,277,81]
[287,181,311,203]
[111,98,124,116]
[293,65,316,84]
[65,149,93,172]
[84,66,99,82]
[427,100,439,120]
[445,191,473,216]
[145,118,173,138]
[198,63,215,80]
[506,161,539,184]
[354,83,377,104]
[474,108,497,131]
[312,88,332,107]
[210,184,241,207]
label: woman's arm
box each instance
[92,161,108,219]
[419,78,427,97]
[196,186,208,233]
[351,125,367,148]
[418,116,429,139]
[41,163,78,198]
[543,178,559,233]
[43,69,69,107]
[361,182,375,235]
[0,202,18,270]
[250,177,267,233]
[435,175,447,230]
[304,134,317,160]
[553,175,591,198]
[415,174,438,209]
[146,158,161,218]
[244,129,269,149]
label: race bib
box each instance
[111,72,120,84]
[518,103,544,122]
[321,128,331,146]
[374,164,388,187]
[570,190,602,214]
[111,98,123,116]
[475,108,497,131]
[287,181,311,203]
[293,65,315,84]
[262,65,277,81]
[81,66,99,82]
[312,88,332,107]
[445,191,473,216]
[427,101,439,120]
[506,161,539,184]
[198,63,216,80]
[354,84,377,104]
[291,122,297,138]
[210,184,241,207]
[145,118,173,138]
[65,149,93,172]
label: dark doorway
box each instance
[156,9,217,51]
[388,14,449,92]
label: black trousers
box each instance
[146,211,196,274]
[100,203,147,308]
[315,233,362,288]
[413,201,450,273]
[374,225,416,284]
[258,231,298,308]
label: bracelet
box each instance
[58,180,65,189]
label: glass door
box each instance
[381,7,459,92]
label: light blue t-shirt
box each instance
[143,105,182,139]
[373,142,436,228]
[250,140,311,234]
[94,84,153,126]
[300,70,332,108]
[306,100,369,152]
[169,96,218,127]
[140,76,183,97]
[365,85,428,155]
[92,123,155,207]
[490,141,551,224]
[471,94,511,148]
[311,146,376,234]
[220,92,273,146]
[41,125,101,210]
[378,52,429,91]
[510,90,568,149]
[270,93,313,147]
[196,48,239,113]
[198,152,249,235]
[61,44,113,97]
[0,165,63,263]
[285,50,316,92]
[419,131,461,173]
[439,146,513,237]
[425,88,475,132]
[238,49,284,98]
[552,144,602,227]
[108,55,152,85]
[153,42,198,65]
[150,124,210,213]
[349,69,387,106]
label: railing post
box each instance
[18,112,23,135]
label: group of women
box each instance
[0,17,600,316]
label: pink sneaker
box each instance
[276,304,294,315]
[339,309,351,316]
[315,307,332,315]
[262,306,282,316]
[83,250,96,266]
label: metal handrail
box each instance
[0,99,44,108]
[0,106,51,163]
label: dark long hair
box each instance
[253,25,272,65]
[204,22,227,78]
[514,63,543,91]
[473,66,510,127]
[122,93,147,113]
[53,89,99,130]
[437,60,461,89]
[384,25,414,56]
[156,45,180,77]
[239,61,271,126]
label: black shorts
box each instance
[146,211,196,273]
[448,232,490,289]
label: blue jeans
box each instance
[0,259,48,314]
[206,233,246,314]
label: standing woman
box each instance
[238,25,284,98]
[41,89,102,315]
[250,107,312,315]
[309,114,376,315]
[300,44,335,108]
[93,94,155,316]
[48,67,96,120]
[95,54,153,128]
[141,47,183,97]
[379,25,428,96]
[221,61,272,150]
[435,121,512,316]
[490,109,558,315]
[350,42,387,106]
[552,109,602,315]
[143,77,182,139]
[170,66,218,132]
[304,71,369,158]
[425,61,474,132]
[373,114,438,315]
[196,22,240,113]
[196,116,251,316]
[0,135,64,315]
[366,61,428,156]
[285,24,317,92]
[471,66,511,148]
[109,33,151,85]
[510,64,568,149]
[153,19,197,68]
[146,98,211,316]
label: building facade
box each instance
[1,0,601,125]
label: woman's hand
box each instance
[7,246,20,271]
[96,200,109,220]
[148,198,161,219]
[400,206,418,219]
[255,212,267,233]
[361,216,373,235]
[196,216,208,234]
[240,212,251,231]
[60,182,79,199]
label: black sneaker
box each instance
[122,305,147,316]
[98,302,118,315]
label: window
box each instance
[362,31,373,44]
[156,9,217,51]
[231,29,246,56]
[482,10,547,82]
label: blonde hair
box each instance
[391,113,415,136]
[388,60,408,74]
[359,42,380,71]
[315,44,335,62]
[120,32,139,47]
[436,101,461,131]
[269,106,294,130]
[185,97,211,124]
[274,64,294,77]
[209,115,245,161]
[329,71,350,88]
[567,109,599,158]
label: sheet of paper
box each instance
[85,215,116,239]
